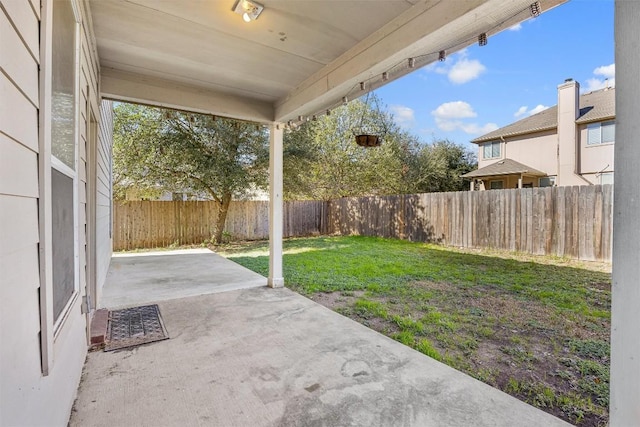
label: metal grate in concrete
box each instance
[105,304,169,351]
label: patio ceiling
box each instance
[91,0,565,123]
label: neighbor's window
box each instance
[482,141,501,159]
[600,172,614,185]
[539,176,556,187]
[587,121,615,145]
[489,180,504,190]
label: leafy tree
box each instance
[283,95,418,200]
[114,99,477,242]
[404,139,477,193]
[282,95,475,199]
[113,103,269,243]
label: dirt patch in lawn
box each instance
[309,290,363,309]
[312,281,609,427]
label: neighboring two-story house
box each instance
[462,79,615,190]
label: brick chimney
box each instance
[556,78,584,186]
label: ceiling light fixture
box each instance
[382,72,389,82]
[438,50,446,62]
[408,57,415,68]
[233,0,264,22]
[360,82,366,91]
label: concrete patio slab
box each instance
[100,248,267,308]
[72,287,570,427]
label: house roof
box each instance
[472,87,615,143]
[461,158,546,178]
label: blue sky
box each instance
[375,0,614,151]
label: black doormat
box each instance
[105,304,169,352]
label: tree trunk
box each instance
[214,193,232,243]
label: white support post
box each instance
[611,1,640,425]
[268,123,284,288]
[518,175,523,189]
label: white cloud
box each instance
[583,63,615,92]
[432,101,477,120]
[514,104,549,118]
[389,105,415,127]
[431,101,495,135]
[595,63,615,79]
[461,122,499,135]
[434,118,461,132]
[514,106,528,118]
[423,49,486,84]
[508,22,522,31]
[448,58,486,84]
[528,104,549,115]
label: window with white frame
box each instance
[482,141,501,159]
[51,0,79,325]
[587,121,615,145]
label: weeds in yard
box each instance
[416,338,442,360]
[219,236,612,426]
[353,299,388,320]
[569,339,609,359]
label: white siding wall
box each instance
[96,99,113,299]
[0,0,47,423]
[0,1,110,425]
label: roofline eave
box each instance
[470,125,558,144]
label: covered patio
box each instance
[52,0,640,425]
[462,158,547,190]
[71,251,569,426]
[6,0,640,425]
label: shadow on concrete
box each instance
[100,248,267,309]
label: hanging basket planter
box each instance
[352,90,386,148]
[355,134,382,147]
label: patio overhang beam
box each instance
[274,0,565,122]
[101,68,274,123]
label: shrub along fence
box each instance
[113,185,613,261]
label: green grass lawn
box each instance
[218,236,611,427]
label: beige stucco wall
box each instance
[475,122,615,187]
[476,130,558,176]
[578,123,615,176]
[0,1,110,425]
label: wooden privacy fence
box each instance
[113,200,326,251]
[113,185,613,261]
[327,185,613,261]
